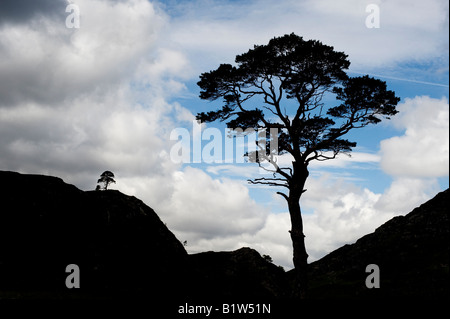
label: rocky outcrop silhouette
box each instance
[0,170,188,299]
[188,247,288,299]
[307,189,449,299]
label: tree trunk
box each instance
[288,162,309,299]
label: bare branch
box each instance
[263,76,290,128]
[257,162,278,174]
[255,141,292,181]
[305,150,339,164]
[262,105,279,117]
[279,166,293,176]
[248,177,289,188]
[276,191,289,202]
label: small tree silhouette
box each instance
[262,254,273,263]
[97,171,116,190]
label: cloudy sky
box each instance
[0,0,448,268]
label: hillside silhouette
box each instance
[0,170,188,299]
[306,188,449,299]
[0,170,448,300]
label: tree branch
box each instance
[277,191,289,202]
[264,76,290,129]
[305,150,339,164]
[248,177,289,188]
[255,140,292,181]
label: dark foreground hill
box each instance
[0,171,189,299]
[188,247,289,299]
[307,188,449,299]
[0,170,448,300]
[0,170,284,300]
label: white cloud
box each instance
[0,0,193,201]
[0,87,181,186]
[176,169,443,269]
[380,96,449,178]
[374,177,441,212]
[300,173,441,264]
[161,167,268,239]
[0,0,165,106]
[163,0,449,73]
[183,212,294,268]
[308,151,380,169]
[0,1,274,269]
[206,164,260,179]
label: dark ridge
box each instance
[306,189,449,299]
[0,170,188,299]
[0,170,448,300]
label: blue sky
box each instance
[167,8,449,212]
[0,0,448,268]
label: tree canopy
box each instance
[97,171,116,190]
[197,33,399,184]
